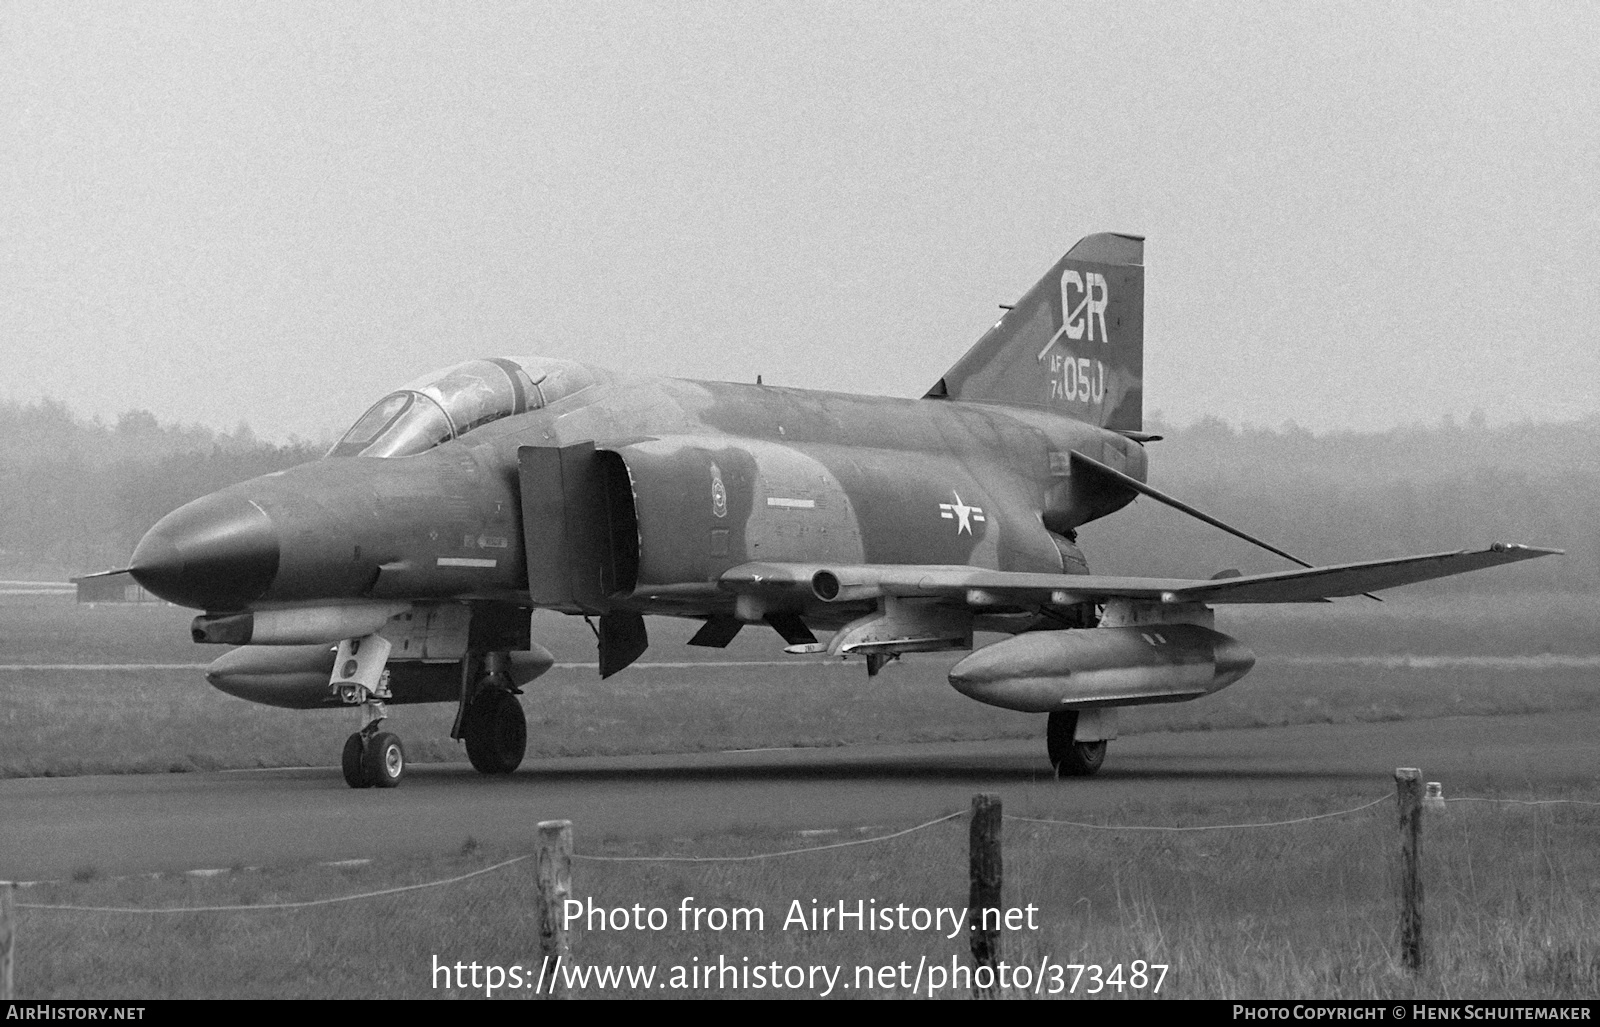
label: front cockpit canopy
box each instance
[326,357,597,459]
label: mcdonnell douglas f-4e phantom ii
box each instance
[119,233,1558,787]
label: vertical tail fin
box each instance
[926,232,1144,431]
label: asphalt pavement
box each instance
[2,710,1594,882]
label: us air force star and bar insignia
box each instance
[939,491,985,535]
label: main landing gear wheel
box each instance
[1047,710,1107,778]
[363,731,405,788]
[463,689,527,775]
[341,733,372,789]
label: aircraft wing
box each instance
[719,543,1560,607]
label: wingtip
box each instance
[1488,542,1565,557]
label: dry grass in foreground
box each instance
[11,790,1598,999]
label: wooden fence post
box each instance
[1394,767,1424,973]
[968,792,1003,999]
[2,882,14,1000]
[536,819,573,999]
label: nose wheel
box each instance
[332,632,407,789]
[343,729,405,788]
[341,733,370,788]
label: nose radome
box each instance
[130,493,280,611]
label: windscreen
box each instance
[326,356,597,459]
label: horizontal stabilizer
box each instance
[721,544,1560,607]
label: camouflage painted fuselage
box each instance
[167,370,1146,630]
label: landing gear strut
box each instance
[1047,710,1107,777]
[333,633,405,789]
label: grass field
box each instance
[4,590,1597,999]
[1,591,1597,777]
[10,788,1598,999]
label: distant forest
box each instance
[1081,413,1597,593]
[0,400,324,576]
[1,398,1593,592]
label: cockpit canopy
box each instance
[327,357,597,459]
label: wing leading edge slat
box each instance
[719,544,1560,606]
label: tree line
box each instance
[1081,413,1597,592]
[0,400,324,574]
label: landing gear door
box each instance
[518,443,636,613]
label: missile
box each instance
[206,644,556,709]
[948,624,1255,713]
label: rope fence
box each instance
[570,810,965,864]
[1005,794,1390,831]
[3,773,1594,998]
[11,783,1583,916]
[14,855,531,915]
[1444,796,1600,808]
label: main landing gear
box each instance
[1047,710,1108,777]
[450,652,528,776]
[461,686,527,775]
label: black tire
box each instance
[1046,711,1077,768]
[363,731,405,788]
[464,689,527,775]
[1058,739,1107,777]
[341,733,372,789]
[1047,711,1107,777]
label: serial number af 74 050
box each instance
[1048,352,1108,403]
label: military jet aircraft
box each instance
[120,233,1558,788]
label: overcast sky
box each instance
[4,1,1596,441]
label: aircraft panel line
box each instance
[3,655,1594,672]
[0,660,848,671]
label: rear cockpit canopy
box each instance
[326,357,597,459]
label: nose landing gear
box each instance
[333,633,406,789]
[342,724,405,789]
